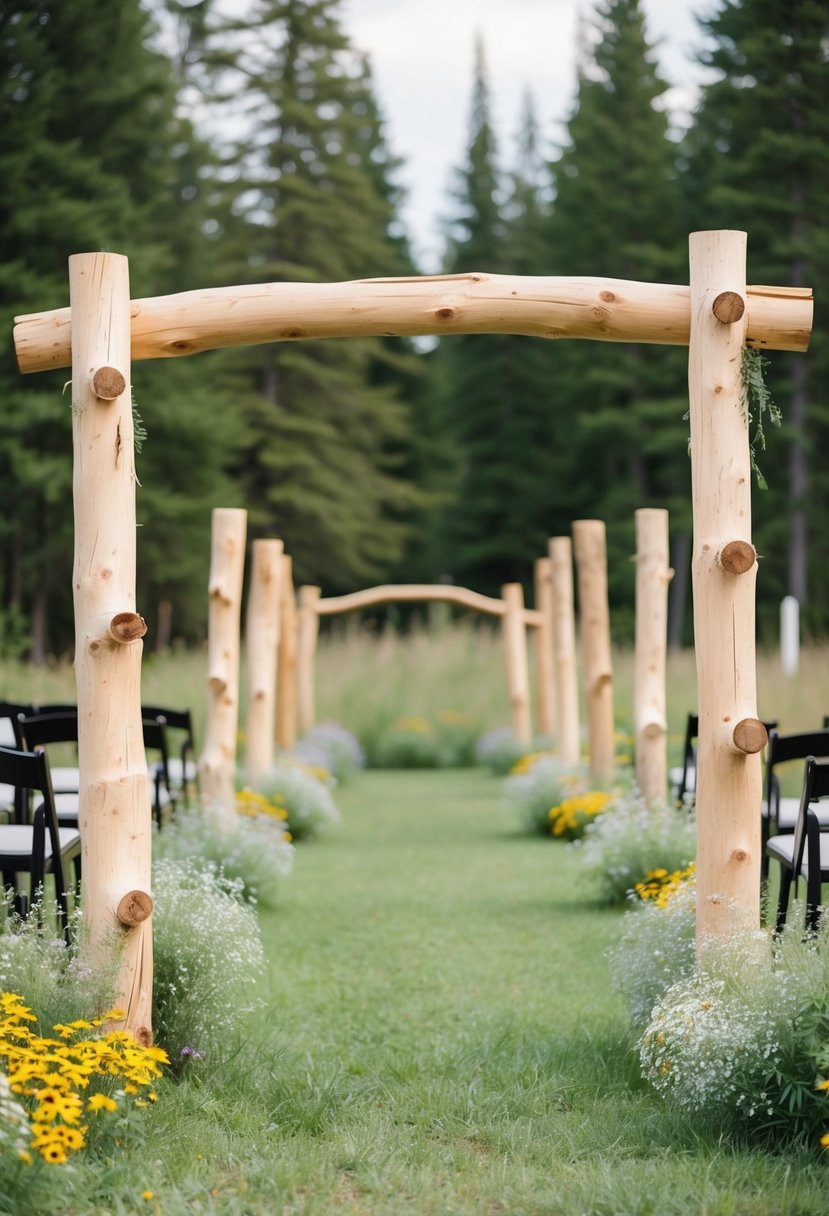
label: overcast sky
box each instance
[339,0,712,270]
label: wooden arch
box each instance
[12,232,814,1037]
[293,581,543,747]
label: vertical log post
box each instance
[634,508,672,804]
[244,538,284,783]
[199,508,247,811]
[70,252,153,1042]
[276,554,298,752]
[572,520,615,784]
[689,230,764,941]
[549,537,581,766]
[534,557,557,740]
[502,583,532,745]
[297,585,321,737]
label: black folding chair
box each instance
[0,702,34,820]
[761,729,829,882]
[17,710,176,828]
[0,745,81,940]
[672,713,698,807]
[765,756,829,932]
[141,705,198,806]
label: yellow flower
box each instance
[393,716,433,734]
[821,1132,829,1148]
[142,1191,155,1201]
[634,863,697,908]
[87,1093,118,1113]
[548,791,614,837]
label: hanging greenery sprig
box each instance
[741,346,780,489]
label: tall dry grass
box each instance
[3,621,828,766]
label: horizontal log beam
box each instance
[316,584,507,618]
[14,272,813,374]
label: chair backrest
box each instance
[0,744,67,891]
[0,701,35,749]
[141,705,194,757]
[765,729,829,816]
[676,713,699,804]
[791,757,829,876]
[17,710,80,749]
[142,714,171,771]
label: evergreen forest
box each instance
[1,0,827,659]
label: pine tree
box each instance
[546,0,688,635]
[0,0,236,655]
[198,0,422,590]
[683,0,829,636]
[427,43,559,594]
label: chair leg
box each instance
[776,869,793,932]
[760,822,771,885]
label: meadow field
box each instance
[2,626,829,1213]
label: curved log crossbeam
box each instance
[14,274,813,374]
[316,582,541,627]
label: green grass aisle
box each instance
[236,770,823,1216]
[143,769,827,1216]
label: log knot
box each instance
[732,717,768,755]
[718,540,756,575]
[712,291,746,324]
[109,612,148,644]
[116,889,153,927]
[92,365,127,399]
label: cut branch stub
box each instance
[109,612,148,643]
[116,889,153,927]
[712,291,746,324]
[92,365,127,400]
[718,540,757,575]
[732,717,768,755]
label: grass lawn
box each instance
[123,767,824,1216]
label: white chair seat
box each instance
[762,798,829,831]
[0,824,80,859]
[167,757,197,786]
[0,722,16,748]
[0,782,15,810]
[50,766,80,794]
[54,793,80,823]
[766,830,829,875]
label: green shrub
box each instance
[0,894,117,1028]
[151,858,265,1065]
[575,790,697,902]
[154,803,295,907]
[245,762,341,840]
[366,716,443,769]
[294,721,365,782]
[503,754,593,835]
[475,728,553,775]
[638,915,829,1140]
[607,876,697,1025]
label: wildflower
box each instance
[87,1093,118,1113]
[548,791,614,839]
[0,993,166,1164]
[142,1190,155,1200]
[634,863,697,908]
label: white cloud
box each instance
[341,0,709,270]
